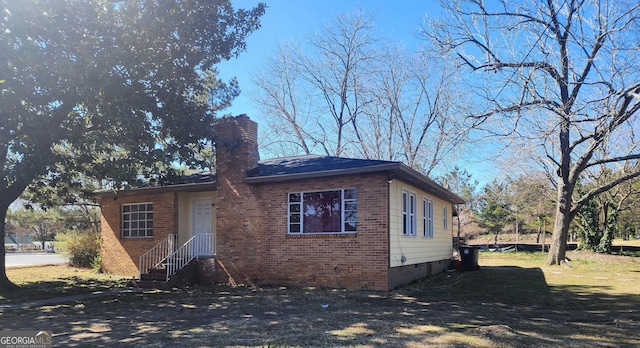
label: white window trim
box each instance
[121,202,154,238]
[402,189,417,236]
[443,205,448,230]
[423,197,434,238]
[288,188,357,234]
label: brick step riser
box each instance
[132,280,169,290]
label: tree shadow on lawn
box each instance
[0,276,129,305]
[1,267,639,347]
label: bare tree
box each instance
[8,208,61,250]
[424,0,640,264]
[253,9,469,176]
[253,10,376,157]
[358,45,469,175]
[252,42,314,157]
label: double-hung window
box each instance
[288,188,357,234]
[423,198,434,238]
[402,190,417,236]
[122,203,153,238]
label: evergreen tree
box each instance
[476,180,513,244]
[575,192,618,253]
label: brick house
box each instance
[99,115,465,291]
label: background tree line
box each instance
[5,177,102,268]
[6,203,101,267]
[442,166,640,253]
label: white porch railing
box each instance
[139,234,177,278]
[165,233,215,281]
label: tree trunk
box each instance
[546,182,573,265]
[0,203,19,292]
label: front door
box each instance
[191,197,212,256]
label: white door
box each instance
[191,197,212,256]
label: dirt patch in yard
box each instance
[567,250,640,264]
[0,285,540,347]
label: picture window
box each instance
[288,189,357,234]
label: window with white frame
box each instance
[122,203,153,238]
[443,205,448,230]
[402,190,417,236]
[288,188,357,234]
[423,198,434,238]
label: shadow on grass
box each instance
[1,266,638,347]
[0,276,129,305]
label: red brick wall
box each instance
[214,115,266,285]
[212,115,391,290]
[253,173,390,291]
[100,190,177,276]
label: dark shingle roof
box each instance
[245,155,464,204]
[248,155,397,178]
[99,154,464,204]
[179,172,216,184]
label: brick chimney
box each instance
[215,114,259,173]
[214,115,264,285]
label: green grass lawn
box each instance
[1,265,129,305]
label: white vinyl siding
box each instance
[389,181,454,267]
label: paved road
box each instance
[5,252,68,268]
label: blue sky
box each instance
[216,0,499,184]
[218,0,442,120]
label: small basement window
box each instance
[122,203,153,238]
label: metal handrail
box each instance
[165,233,215,281]
[139,234,177,278]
